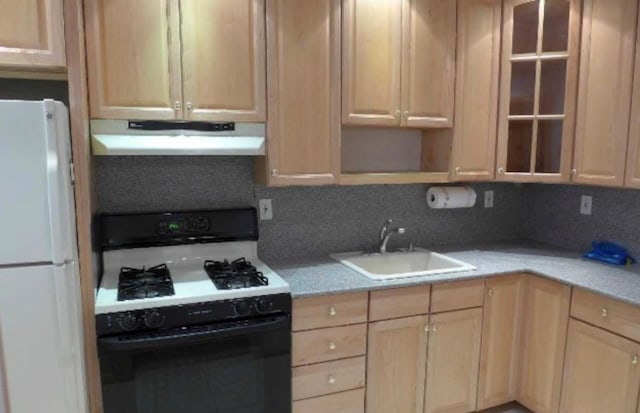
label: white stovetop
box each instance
[94,241,289,315]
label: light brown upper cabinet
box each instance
[450,0,501,181]
[342,0,455,128]
[85,0,266,121]
[0,0,66,71]
[257,0,340,186]
[627,18,640,188]
[560,319,640,413]
[517,276,571,413]
[573,0,637,187]
[497,0,581,183]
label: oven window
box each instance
[100,328,290,413]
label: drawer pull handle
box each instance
[329,341,337,351]
[328,307,337,317]
[633,355,638,365]
[328,375,336,384]
[487,288,494,297]
[601,308,608,318]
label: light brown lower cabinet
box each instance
[559,319,640,413]
[292,388,365,413]
[517,277,571,413]
[477,275,524,410]
[424,308,483,413]
[366,315,429,413]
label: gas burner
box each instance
[117,263,175,301]
[204,257,269,290]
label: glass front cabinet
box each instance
[497,0,581,182]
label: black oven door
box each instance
[98,315,291,413]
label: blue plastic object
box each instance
[583,241,636,266]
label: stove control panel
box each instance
[96,293,291,336]
[158,216,210,235]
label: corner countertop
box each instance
[266,240,640,307]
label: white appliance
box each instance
[0,100,88,413]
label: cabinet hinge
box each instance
[69,162,76,185]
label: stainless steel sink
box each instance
[330,248,476,281]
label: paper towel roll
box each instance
[427,186,477,209]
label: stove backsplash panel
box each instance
[96,157,525,261]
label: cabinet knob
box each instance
[487,288,494,297]
[174,101,182,110]
[601,308,608,318]
[498,167,505,175]
[571,169,577,176]
[186,102,193,111]
[432,325,437,333]
[271,169,279,177]
[455,167,461,175]
[328,306,337,317]
[424,325,430,332]
[633,355,638,365]
[394,109,401,119]
[328,375,336,385]
[404,110,409,119]
[329,341,337,351]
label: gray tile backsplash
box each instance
[523,184,640,259]
[96,157,524,261]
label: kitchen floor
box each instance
[479,402,533,412]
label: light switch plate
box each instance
[484,190,494,208]
[580,195,592,215]
[259,199,273,220]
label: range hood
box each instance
[91,119,265,156]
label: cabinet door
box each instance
[424,308,483,413]
[0,0,65,70]
[560,320,640,413]
[366,316,428,413]
[85,0,183,120]
[573,0,637,186]
[342,0,402,126]
[451,0,501,181]
[181,0,266,122]
[477,275,524,410]
[624,4,640,188]
[263,0,340,186]
[497,0,581,183]
[400,0,455,128]
[517,276,571,413]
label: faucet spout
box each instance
[377,219,406,254]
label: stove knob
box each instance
[254,299,271,314]
[144,310,165,329]
[234,301,251,316]
[118,313,139,331]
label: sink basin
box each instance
[330,248,476,281]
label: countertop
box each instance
[267,240,640,307]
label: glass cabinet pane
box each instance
[542,0,570,52]
[536,120,563,172]
[539,59,567,114]
[510,61,536,115]
[513,1,539,54]
[507,120,533,172]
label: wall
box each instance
[523,184,640,259]
[96,156,525,261]
[0,78,68,104]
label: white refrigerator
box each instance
[0,100,87,413]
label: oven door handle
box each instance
[98,315,290,353]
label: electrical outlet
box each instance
[259,199,273,220]
[580,195,592,215]
[484,190,494,208]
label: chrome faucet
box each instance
[378,219,406,254]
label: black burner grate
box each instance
[204,257,269,290]
[117,263,175,301]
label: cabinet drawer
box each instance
[293,292,368,331]
[293,388,365,413]
[293,356,366,400]
[431,279,485,313]
[292,324,367,366]
[369,285,430,321]
[571,288,640,342]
